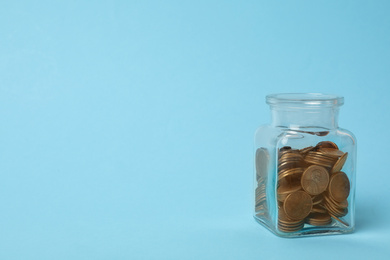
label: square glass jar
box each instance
[254,93,356,238]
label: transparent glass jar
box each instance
[254,93,356,238]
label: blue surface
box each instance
[1,1,390,259]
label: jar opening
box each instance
[266,93,344,108]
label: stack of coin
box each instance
[305,213,332,226]
[305,151,338,169]
[276,141,351,232]
[255,148,269,214]
[255,182,266,212]
[277,204,305,232]
[323,171,350,225]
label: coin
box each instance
[299,146,315,155]
[311,194,324,205]
[280,146,292,152]
[306,213,332,226]
[325,194,348,209]
[283,191,313,220]
[255,205,265,212]
[277,180,302,202]
[331,152,348,173]
[304,151,337,168]
[279,152,304,165]
[328,171,350,202]
[316,141,338,150]
[329,213,349,226]
[273,142,351,231]
[301,165,329,195]
[318,148,344,158]
[278,207,305,232]
[278,168,305,181]
[324,199,348,217]
[311,206,327,214]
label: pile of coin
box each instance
[277,141,350,232]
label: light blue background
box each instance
[1,1,390,259]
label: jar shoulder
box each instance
[336,127,357,145]
[254,125,284,148]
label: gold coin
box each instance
[328,171,350,202]
[331,152,348,173]
[316,141,338,150]
[301,165,329,195]
[283,191,313,220]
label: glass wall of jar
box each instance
[254,93,356,238]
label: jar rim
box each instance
[266,93,344,107]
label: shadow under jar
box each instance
[254,93,356,238]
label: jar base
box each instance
[254,214,355,238]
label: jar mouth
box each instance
[266,93,344,108]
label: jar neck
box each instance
[270,106,340,129]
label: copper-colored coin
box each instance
[318,148,344,158]
[324,194,348,209]
[278,208,303,225]
[283,191,313,220]
[278,180,302,195]
[278,207,305,233]
[311,206,327,214]
[328,171,350,202]
[279,153,304,165]
[277,180,302,202]
[278,223,304,233]
[336,199,348,209]
[278,162,305,173]
[306,213,332,226]
[280,146,292,152]
[305,151,337,168]
[312,194,324,205]
[330,213,350,226]
[299,146,315,155]
[278,168,305,181]
[331,152,348,173]
[301,165,329,195]
[324,199,348,217]
[255,205,265,212]
[316,141,338,149]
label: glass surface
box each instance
[254,93,356,238]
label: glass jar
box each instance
[254,93,356,238]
